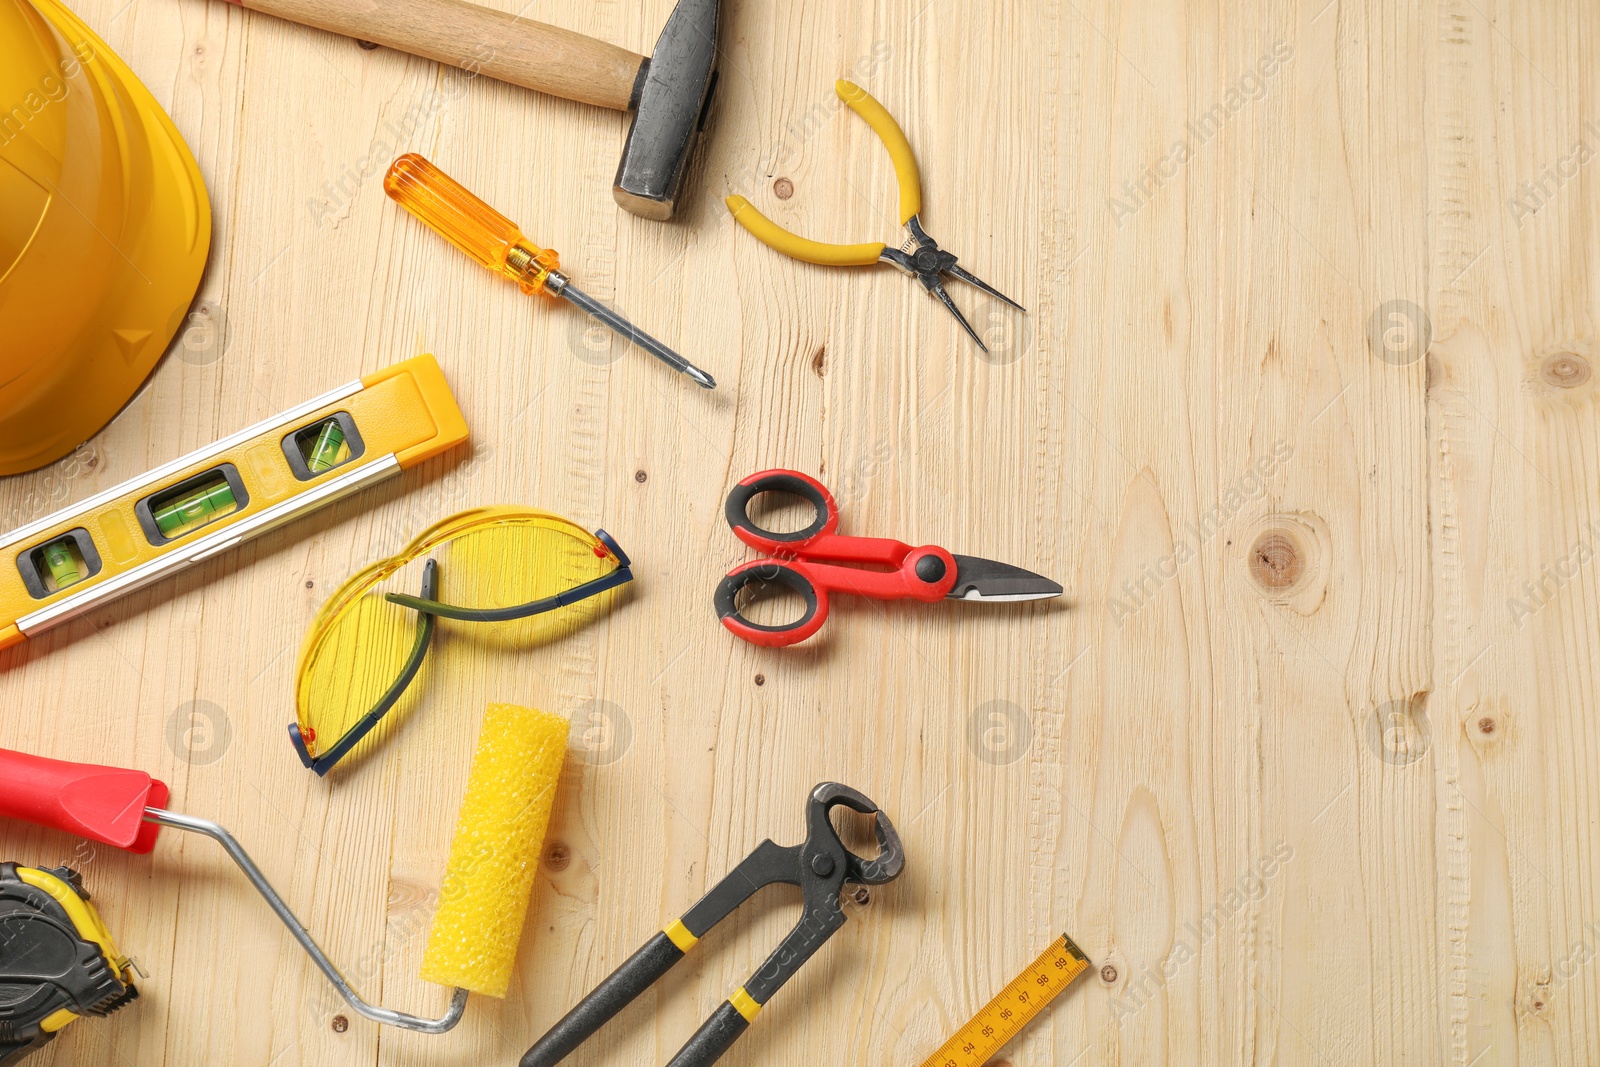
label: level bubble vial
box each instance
[137,465,248,544]
[284,413,364,480]
[17,529,103,600]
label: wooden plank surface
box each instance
[2,0,1598,1064]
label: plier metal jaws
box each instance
[520,783,904,1067]
[882,215,1026,350]
[726,80,1025,353]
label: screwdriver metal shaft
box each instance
[547,273,715,388]
[383,153,715,389]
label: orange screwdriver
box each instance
[384,154,715,389]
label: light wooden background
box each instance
[3,0,1598,1063]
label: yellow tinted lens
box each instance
[432,514,622,649]
[295,554,433,760]
[294,509,624,760]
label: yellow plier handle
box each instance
[834,80,922,223]
[723,197,885,266]
[724,80,925,268]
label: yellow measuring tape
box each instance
[919,933,1090,1067]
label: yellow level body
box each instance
[0,355,468,650]
[920,933,1089,1067]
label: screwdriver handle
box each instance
[0,747,168,853]
[384,153,562,295]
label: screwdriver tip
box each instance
[686,365,717,389]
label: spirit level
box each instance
[0,355,469,651]
[918,933,1090,1067]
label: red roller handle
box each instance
[0,748,168,853]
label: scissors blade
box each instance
[945,262,1026,312]
[947,555,1063,602]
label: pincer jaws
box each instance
[807,782,906,886]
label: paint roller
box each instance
[0,701,568,1032]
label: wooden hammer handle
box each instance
[230,0,647,111]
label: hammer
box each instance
[227,0,721,220]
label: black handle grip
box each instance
[520,932,686,1067]
[664,1001,752,1067]
[724,471,834,543]
[713,563,820,637]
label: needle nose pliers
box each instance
[726,80,1024,353]
[520,782,906,1067]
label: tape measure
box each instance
[0,864,139,1065]
[0,354,468,650]
[919,933,1090,1067]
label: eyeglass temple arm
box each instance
[381,531,635,622]
[290,559,440,776]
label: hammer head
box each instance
[613,0,721,220]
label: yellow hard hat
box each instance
[0,0,210,475]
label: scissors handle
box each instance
[724,470,840,552]
[724,470,906,565]
[715,560,829,647]
[715,553,958,647]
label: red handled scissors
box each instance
[715,470,1063,647]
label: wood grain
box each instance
[240,0,645,111]
[1,0,1597,1065]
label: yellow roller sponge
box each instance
[420,702,568,997]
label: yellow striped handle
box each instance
[724,196,885,267]
[663,919,700,952]
[836,80,922,224]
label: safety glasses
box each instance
[288,507,632,775]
